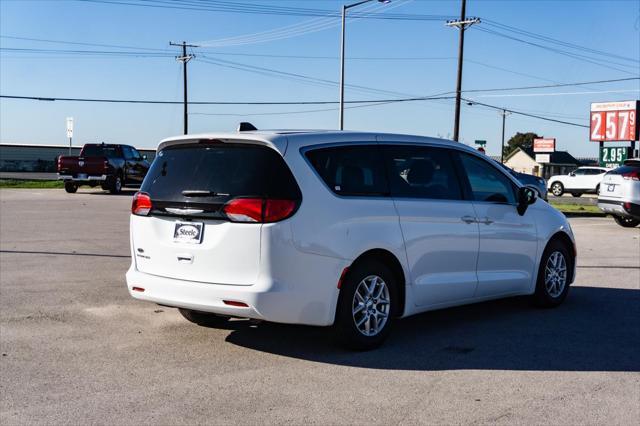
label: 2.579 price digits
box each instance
[591,110,636,141]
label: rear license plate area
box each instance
[173,221,204,244]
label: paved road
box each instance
[1,189,639,425]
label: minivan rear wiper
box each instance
[181,190,229,197]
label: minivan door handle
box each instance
[478,217,494,225]
[461,216,477,224]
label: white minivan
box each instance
[126,130,576,349]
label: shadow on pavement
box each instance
[221,286,639,372]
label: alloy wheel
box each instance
[545,251,567,298]
[352,275,390,337]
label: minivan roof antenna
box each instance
[237,122,257,132]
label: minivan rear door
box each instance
[131,141,301,285]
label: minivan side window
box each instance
[305,145,388,196]
[458,153,516,204]
[382,145,463,200]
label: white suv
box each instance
[126,130,576,349]
[597,159,640,227]
[547,166,609,197]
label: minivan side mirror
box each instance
[569,172,576,177]
[517,187,536,216]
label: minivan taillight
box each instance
[223,198,297,223]
[622,170,640,181]
[132,192,152,216]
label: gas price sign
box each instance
[599,146,630,169]
[590,100,639,142]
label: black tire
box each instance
[64,182,78,193]
[178,308,229,327]
[550,182,564,197]
[595,184,600,195]
[613,216,640,228]
[109,174,123,194]
[334,259,397,350]
[532,239,573,308]
[571,192,582,197]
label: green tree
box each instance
[504,132,541,158]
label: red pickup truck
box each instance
[57,143,150,194]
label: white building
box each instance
[504,147,582,179]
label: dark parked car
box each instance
[57,143,150,194]
[498,163,548,201]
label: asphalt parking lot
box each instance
[1,188,639,425]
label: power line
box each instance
[0,35,167,52]
[463,77,639,93]
[0,47,174,57]
[0,93,590,128]
[473,27,639,76]
[462,98,589,129]
[192,1,412,47]
[196,55,418,98]
[476,89,640,99]
[483,19,639,65]
[77,0,454,20]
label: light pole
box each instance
[339,0,390,130]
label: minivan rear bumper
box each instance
[126,262,342,326]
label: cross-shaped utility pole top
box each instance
[445,17,481,29]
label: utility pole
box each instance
[500,109,511,163]
[446,0,480,142]
[170,41,198,135]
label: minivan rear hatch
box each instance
[131,140,301,285]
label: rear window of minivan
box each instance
[141,142,301,204]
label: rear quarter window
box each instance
[305,145,388,196]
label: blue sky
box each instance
[1,0,639,156]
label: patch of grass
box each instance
[550,202,602,214]
[0,179,65,189]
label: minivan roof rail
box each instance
[237,122,257,132]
